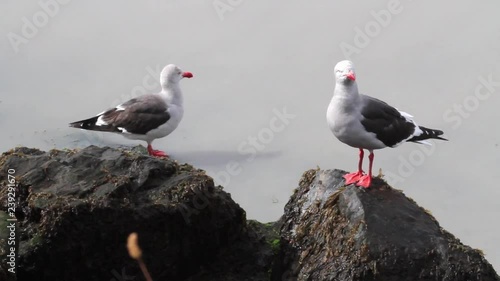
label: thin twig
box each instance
[127,232,154,281]
[138,259,153,281]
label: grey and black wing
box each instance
[359,95,446,147]
[359,95,418,147]
[69,95,170,135]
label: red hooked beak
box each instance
[182,72,193,78]
[346,70,356,81]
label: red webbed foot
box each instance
[147,145,169,158]
[356,174,372,188]
[343,171,364,185]
[150,150,168,158]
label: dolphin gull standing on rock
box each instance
[69,64,193,157]
[327,60,447,188]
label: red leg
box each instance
[343,148,365,184]
[147,144,168,158]
[357,150,373,188]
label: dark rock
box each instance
[186,220,279,281]
[272,169,500,281]
[1,146,498,281]
[0,146,257,281]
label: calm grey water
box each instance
[1,0,499,270]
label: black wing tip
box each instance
[435,136,449,141]
[433,130,448,141]
[407,126,449,143]
[68,116,100,130]
[69,121,81,128]
[426,128,448,141]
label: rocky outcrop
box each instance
[1,146,498,281]
[0,146,276,281]
[272,169,500,281]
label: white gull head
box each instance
[334,60,356,84]
[160,64,194,89]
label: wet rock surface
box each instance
[0,146,498,281]
[272,169,500,281]
[0,146,276,281]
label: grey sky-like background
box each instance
[1,0,499,270]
